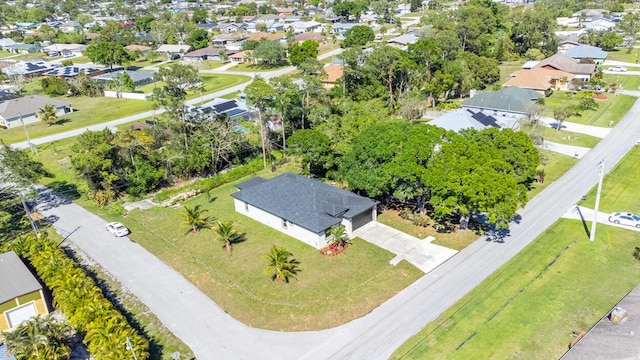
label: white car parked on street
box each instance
[106,222,130,237]
[608,212,640,228]
[608,65,628,72]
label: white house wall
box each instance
[233,199,328,249]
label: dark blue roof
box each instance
[232,173,377,233]
[0,344,16,360]
[44,66,101,77]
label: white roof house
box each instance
[156,44,192,54]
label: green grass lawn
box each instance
[10,52,49,61]
[232,62,291,72]
[0,50,14,58]
[604,48,640,63]
[195,73,251,95]
[0,97,153,144]
[393,147,640,360]
[542,91,636,127]
[498,60,525,84]
[33,140,423,331]
[536,125,601,148]
[529,150,578,199]
[605,73,640,92]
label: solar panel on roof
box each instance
[213,100,237,113]
[226,108,245,117]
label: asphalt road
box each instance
[36,96,640,360]
[12,48,343,150]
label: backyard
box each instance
[393,147,640,359]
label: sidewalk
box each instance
[541,141,590,159]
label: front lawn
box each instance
[536,125,601,148]
[1,97,153,144]
[542,91,636,127]
[232,62,291,72]
[118,180,422,331]
[529,150,578,199]
[393,147,640,360]
[604,48,640,63]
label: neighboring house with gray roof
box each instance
[92,70,155,87]
[387,32,420,49]
[0,251,49,331]
[462,87,544,117]
[0,95,71,128]
[231,172,378,249]
[562,44,608,64]
[428,108,520,133]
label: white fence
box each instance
[104,91,149,100]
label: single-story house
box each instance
[212,32,250,47]
[230,50,253,63]
[124,44,152,54]
[322,64,343,88]
[387,32,420,49]
[428,108,520,132]
[156,44,192,56]
[0,95,72,127]
[231,172,378,249]
[535,53,596,80]
[248,32,284,42]
[562,44,608,64]
[503,67,575,93]
[42,43,87,55]
[0,251,49,331]
[558,39,581,53]
[187,98,251,121]
[3,43,39,54]
[295,32,327,43]
[582,18,615,32]
[330,22,360,35]
[275,7,296,16]
[289,21,322,33]
[2,61,58,79]
[0,38,16,50]
[462,87,544,118]
[246,21,284,33]
[183,47,236,61]
[92,70,155,87]
[43,65,105,78]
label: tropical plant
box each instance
[0,315,73,360]
[180,204,212,233]
[327,224,348,248]
[37,103,58,126]
[214,220,237,254]
[262,246,300,283]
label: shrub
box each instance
[40,76,69,96]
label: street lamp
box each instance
[19,113,37,154]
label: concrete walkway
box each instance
[354,222,458,273]
[541,141,591,159]
[561,205,640,232]
[539,116,611,138]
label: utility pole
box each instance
[19,194,38,235]
[126,336,139,360]
[590,159,605,242]
[19,113,37,155]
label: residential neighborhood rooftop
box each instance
[0,251,42,304]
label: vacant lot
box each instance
[542,91,636,127]
[393,147,640,359]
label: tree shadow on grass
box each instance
[54,118,71,126]
[47,180,81,201]
[230,232,247,246]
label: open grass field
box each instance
[0,97,153,144]
[392,147,640,360]
[604,48,640,63]
[541,91,636,127]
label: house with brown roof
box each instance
[125,44,152,54]
[322,64,343,88]
[503,67,575,94]
[295,33,327,43]
[535,53,596,80]
[248,32,284,42]
[230,50,254,63]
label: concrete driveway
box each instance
[562,205,640,232]
[354,222,458,273]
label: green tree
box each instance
[85,41,134,69]
[365,45,414,109]
[455,4,496,53]
[0,315,72,360]
[288,129,333,176]
[70,129,121,192]
[180,205,212,233]
[39,77,69,96]
[326,224,348,248]
[342,25,375,48]
[253,39,286,67]
[214,220,238,254]
[245,77,276,168]
[185,28,210,50]
[553,107,572,132]
[191,8,208,24]
[108,72,136,97]
[620,12,640,53]
[597,30,623,51]
[262,246,300,283]
[289,40,319,66]
[37,103,58,126]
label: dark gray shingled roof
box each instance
[463,87,544,114]
[0,251,42,304]
[232,172,377,233]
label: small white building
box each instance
[232,173,378,249]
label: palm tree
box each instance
[262,246,300,283]
[37,104,58,126]
[214,220,237,254]
[327,224,348,249]
[180,204,212,233]
[0,315,72,360]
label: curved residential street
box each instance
[36,93,640,360]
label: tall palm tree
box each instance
[37,104,58,126]
[0,315,72,360]
[215,220,237,254]
[180,204,212,233]
[262,246,300,283]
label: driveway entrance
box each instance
[354,222,458,273]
